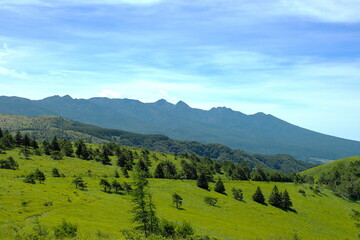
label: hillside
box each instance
[302,156,360,179]
[301,157,360,200]
[0,114,315,173]
[0,95,359,162]
[0,145,359,240]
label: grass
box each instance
[0,147,359,240]
[301,156,360,180]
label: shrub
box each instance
[23,173,36,184]
[160,219,176,238]
[51,168,61,177]
[54,220,77,239]
[214,177,226,194]
[232,188,243,201]
[298,189,306,196]
[204,197,218,206]
[0,156,19,170]
[172,193,183,209]
[177,221,195,238]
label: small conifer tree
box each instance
[154,163,165,178]
[34,168,46,183]
[100,179,111,192]
[197,172,209,190]
[172,193,183,209]
[252,186,265,204]
[268,185,282,208]
[52,168,61,177]
[112,180,123,193]
[214,177,226,194]
[281,189,293,209]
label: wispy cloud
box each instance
[0,0,359,140]
[276,0,360,23]
[0,0,164,6]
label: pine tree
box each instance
[112,180,123,193]
[31,138,39,149]
[0,127,3,139]
[62,140,74,157]
[20,146,31,160]
[281,189,293,209]
[52,168,61,177]
[147,193,159,234]
[117,153,127,168]
[15,131,23,146]
[137,159,149,175]
[154,163,165,178]
[121,167,129,178]
[72,176,87,190]
[22,134,31,147]
[268,185,282,208]
[75,140,90,160]
[172,193,183,209]
[23,173,36,184]
[214,177,226,194]
[99,179,111,192]
[51,136,61,152]
[131,169,159,237]
[197,172,209,190]
[34,168,46,183]
[42,140,51,155]
[252,186,265,204]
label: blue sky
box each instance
[0,0,359,141]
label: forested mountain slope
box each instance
[0,114,315,173]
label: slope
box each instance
[302,156,360,180]
[0,147,359,240]
[0,114,315,173]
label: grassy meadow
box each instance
[0,147,359,240]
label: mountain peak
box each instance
[151,99,174,108]
[175,100,190,108]
[210,106,233,112]
[63,95,73,100]
[155,99,169,104]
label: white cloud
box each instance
[156,90,178,103]
[97,89,121,98]
[0,0,164,6]
[0,66,28,79]
[277,0,360,23]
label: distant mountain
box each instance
[0,114,315,173]
[0,95,359,162]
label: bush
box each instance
[172,193,183,209]
[160,219,176,238]
[177,221,194,238]
[51,151,63,160]
[204,197,218,206]
[298,189,306,196]
[0,156,19,170]
[23,173,36,184]
[232,188,243,201]
[54,220,77,239]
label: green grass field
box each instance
[301,156,360,180]
[0,148,359,240]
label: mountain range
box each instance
[0,95,359,162]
